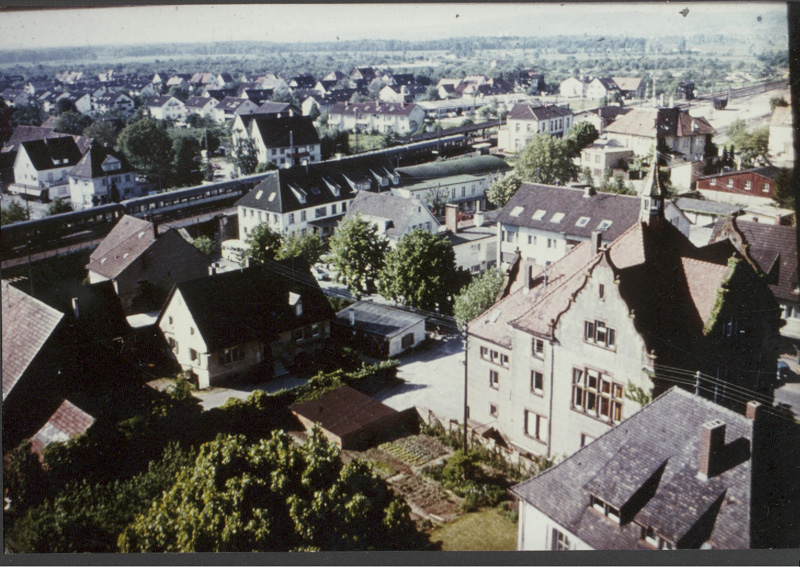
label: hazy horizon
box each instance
[0,3,788,52]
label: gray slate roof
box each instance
[511,387,755,550]
[335,301,425,338]
[496,183,640,242]
[346,191,436,238]
[674,197,743,217]
[508,103,572,121]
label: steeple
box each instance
[639,140,666,227]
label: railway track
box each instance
[676,79,788,108]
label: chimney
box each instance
[71,297,79,319]
[152,220,159,239]
[698,419,726,480]
[746,400,761,421]
[474,201,484,227]
[524,263,534,290]
[591,231,602,254]
[445,203,459,234]
[583,186,596,198]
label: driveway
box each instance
[193,375,309,410]
[375,335,466,422]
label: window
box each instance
[341,202,347,212]
[527,235,532,245]
[190,327,195,335]
[727,179,733,188]
[168,316,174,325]
[401,332,415,349]
[301,211,307,221]
[572,368,623,423]
[189,348,198,362]
[532,209,547,221]
[584,320,615,349]
[489,403,498,417]
[524,410,547,441]
[590,495,620,524]
[641,526,674,550]
[315,206,326,218]
[710,178,717,186]
[763,183,770,193]
[744,181,752,191]
[489,370,499,388]
[330,203,337,214]
[547,238,555,249]
[598,284,605,299]
[532,338,544,357]
[168,337,179,354]
[531,370,544,395]
[219,346,243,365]
[597,219,612,231]
[550,212,565,224]
[551,528,571,551]
[289,213,295,224]
[510,206,524,217]
[576,216,590,227]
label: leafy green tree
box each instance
[116,118,173,187]
[56,98,78,115]
[515,133,577,185]
[83,120,120,147]
[118,431,422,552]
[245,222,283,264]
[1,201,29,225]
[278,233,326,266]
[10,104,43,128]
[54,110,92,136]
[192,235,216,256]
[171,135,203,187]
[232,136,259,176]
[769,96,788,111]
[198,128,220,155]
[564,121,599,157]
[486,173,522,208]
[3,442,47,514]
[726,119,771,167]
[47,198,73,216]
[378,229,469,313]
[328,213,389,298]
[773,167,794,210]
[453,269,504,327]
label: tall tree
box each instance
[232,137,259,176]
[486,173,522,208]
[171,136,203,187]
[244,222,283,264]
[515,133,577,186]
[1,202,29,225]
[453,269,505,328]
[773,167,794,210]
[278,233,326,266]
[564,121,599,157]
[116,118,173,186]
[54,110,92,136]
[378,228,469,314]
[83,120,120,147]
[118,431,422,552]
[328,214,388,298]
[47,198,73,216]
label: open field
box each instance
[430,508,518,551]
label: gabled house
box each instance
[378,84,427,104]
[188,72,216,91]
[710,218,799,353]
[11,136,85,201]
[30,399,95,458]
[573,105,632,134]
[86,215,209,313]
[212,96,259,124]
[498,103,574,152]
[232,113,322,169]
[345,191,439,244]
[68,142,139,208]
[695,166,784,206]
[328,101,425,135]
[92,92,135,117]
[603,107,715,162]
[300,89,359,117]
[125,79,158,99]
[158,261,335,388]
[559,77,586,98]
[166,74,191,91]
[585,77,621,100]
[146,95,187,122]
[184,95,219,119]
[467,162,780,461]
[69,90,95,116]
[350,67,379,89]
[288,74,317,90]
[333,302,426,359]
[612,76,645,99]
[511,388,779,549]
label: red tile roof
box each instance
[30,399,94,456]
[290,385,396,438]
[86,215,155,279]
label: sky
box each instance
[0,3,789,51]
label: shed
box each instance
[291,385,400,449]
[333,301,426,358]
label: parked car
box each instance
[777,360,790,381]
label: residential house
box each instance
[55,71,84,85]
[559,77,586,98]
[579,140,635,183]
[184,95,219,120]
[498,103,574,153]
[603,107,715,162]
[146,95,187,122]
[612,76,645,99]
[236,155,397,239]
[158,261,335,388]
[233,114,322,169]
[10,136,85,201]
[166,74,191,91]
[350,67,379,90]
[300,89,359,117]
[710,218,799,353]
[30,399,95,458]
[216,73,234,89]
[572,105,632,134]
[212,96,260,124]
[86,215,210,313]
[202,88,236,102]
[768,105,794,168]
[517,70,546,94]
[333,301,426,359]
[695,166,784,207]
[585,77,621,101]
[345,190,439,244]
[378,84,427,104]
[443,203,498,274]
[672,197,743,247]
[466,163,780,462]
[393,155,512,215]
[188,72,216,91]
[288,74,317,91]
[68,142,139,209]
[511,388,782,549]
[92,92,135,117]
[2,283,75,449]
[328,101,425,135]
[125,79,158,99]
[69,90,95,115]
[23,80,56,95]
[240,88,274,106]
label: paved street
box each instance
[375,335,466,422]
[193,375,309,410]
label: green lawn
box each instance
[348,133,386,152]
[430,508,517,551]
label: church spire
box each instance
[640,139,665,227]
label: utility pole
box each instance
[462,330,469,450]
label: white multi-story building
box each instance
[328,101,425,135]
[146,95,187,122]
[68,143,140,208]
[497,103,574,153]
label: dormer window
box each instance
[576,217,590,227]
[289,292,302,316]
[597,220,612,231]
[640,526,675,550]
[590,495,620,524]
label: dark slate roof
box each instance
[68,142,134,179]
[87,215,156,278]
[346,191,436,238]
[2,283,64,399]
[236,155,395,214]
[146,95,182,108]
[291,385,396,438]
[256,102,298,115]
[94,92,128,105]
[30,399,95,456]
[289,74,317,89]
[710,218,798,303]
[55,280,130,342]
[674,197,743,217]
[510,387,755,550]
[6,125,58,148]
[217,97,252,112]
[496,183,640,242]
[330,101,421,117]
[508,103,572,121]
[251,115,320,148]
[335,301,425,338]
[167,260,334,351]
[397,155,511,181]
[184,96,216,109]
[19,136,83,171]
[696,166,784,183]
